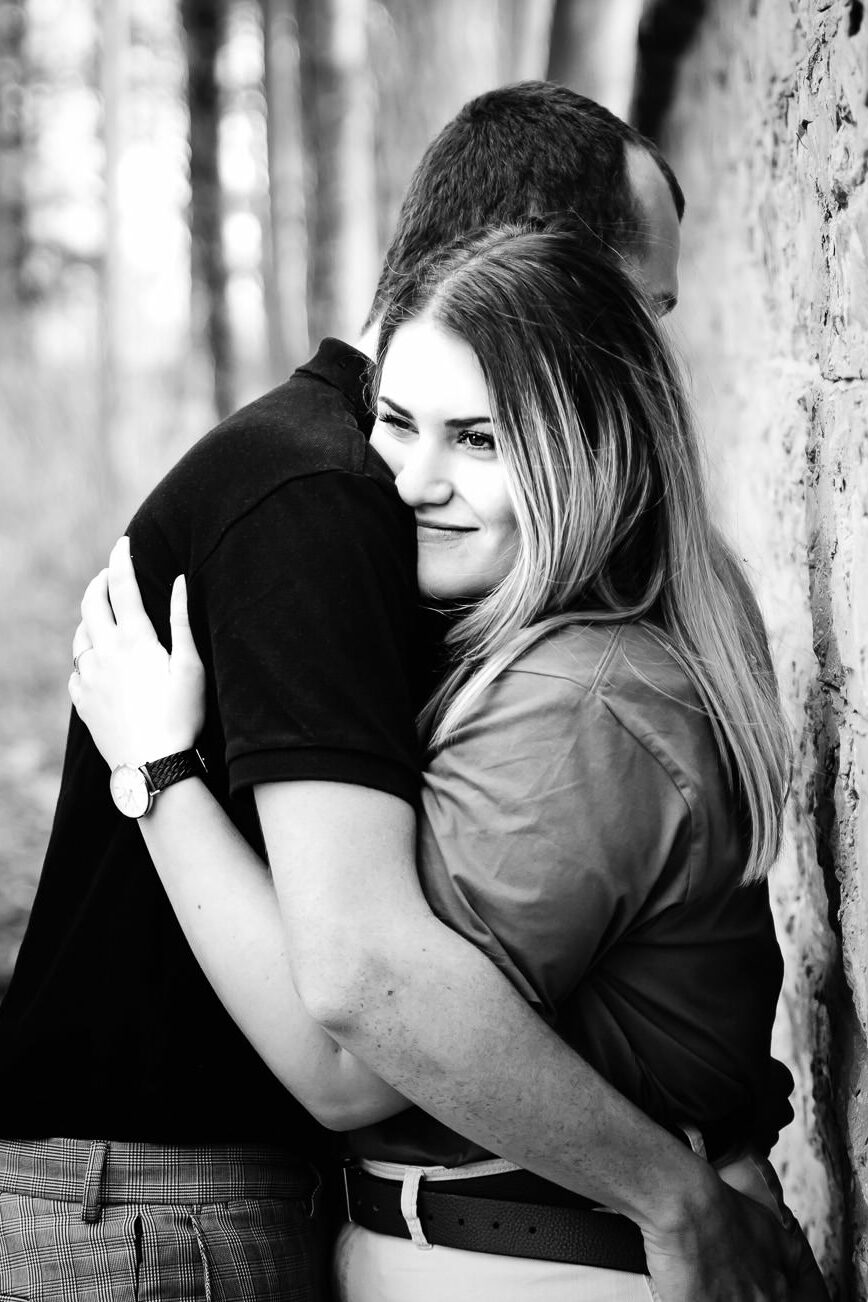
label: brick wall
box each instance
[654,1,868,1294]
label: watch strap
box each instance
[141,748,207,795]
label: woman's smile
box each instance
[416,517,477,541]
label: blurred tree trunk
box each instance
[547,0,643,120]
[500,0,556,81]
[263,0,309,376]
[630,0,708,139]
[0,0,25,306]
[297,0,378,344]
[97,0,125,507]
[182,0,233,421]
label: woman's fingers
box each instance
[69,618,94,709]
[67,667,82,710]
[79,568,114,641]
[72,620,94,673]
[108,536,157,639]
[169,576,207,724]
[169,576,196,660]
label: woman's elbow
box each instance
[291,931,398,1037]
[291,1077,401,1132]
[299,1094,367,1132]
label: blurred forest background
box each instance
[0,0,661,988]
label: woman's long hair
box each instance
[376,226,791,883]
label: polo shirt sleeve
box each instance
[196,468,421,804]
[418,662,693,1016]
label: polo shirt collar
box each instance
[301,337,374,434]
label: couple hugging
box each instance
[2,81,827,1302]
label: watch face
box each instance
[109,764,152,818]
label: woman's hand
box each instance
[68,536,206,769]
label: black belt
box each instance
[343,1166,647,1273]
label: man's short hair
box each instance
[367,80,684,327]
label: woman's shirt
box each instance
[349,621,793,1171]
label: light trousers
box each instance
[333,1220,653,1302]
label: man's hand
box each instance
[642,1173,828,1302]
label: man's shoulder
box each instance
[131,339,397,558]
[166,338,379,486]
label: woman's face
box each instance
[371,316,519,602]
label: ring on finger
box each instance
[73,647,94,675]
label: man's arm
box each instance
[257,779,806,1302]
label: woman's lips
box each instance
[416,520,476,542]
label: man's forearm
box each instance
[258,783,806,1301]
[257,779,710,1227]
[259,780,808,1301]
[314,903,715,1231]
[315,915,816,1302]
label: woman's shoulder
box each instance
[508,621,696,704]
[506,622,714,785]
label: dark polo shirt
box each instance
[0,339,420,1147]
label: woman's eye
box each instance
[458,429,495,452]
[376,412,415,436]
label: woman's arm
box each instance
[133,778,408,1130]
[69,538,409,1131]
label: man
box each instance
[0,82,805,1301]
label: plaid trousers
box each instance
[0,1138,329,1302]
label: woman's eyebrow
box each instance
[378,395,413,418]
[379,395,492,427]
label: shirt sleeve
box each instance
[418,662,693,1016]
[195,468,421,804]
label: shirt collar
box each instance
[298,337,375,434]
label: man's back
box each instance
[0,339,419,1144]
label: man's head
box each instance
[366,81,683,326]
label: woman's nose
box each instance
[394,444,452,507]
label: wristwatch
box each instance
[109,749,207,819]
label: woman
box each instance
[70,227,821,1300]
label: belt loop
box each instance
[81,1140,109,1223]
[342,1162,353,1224]
[400,1166,432,1250]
